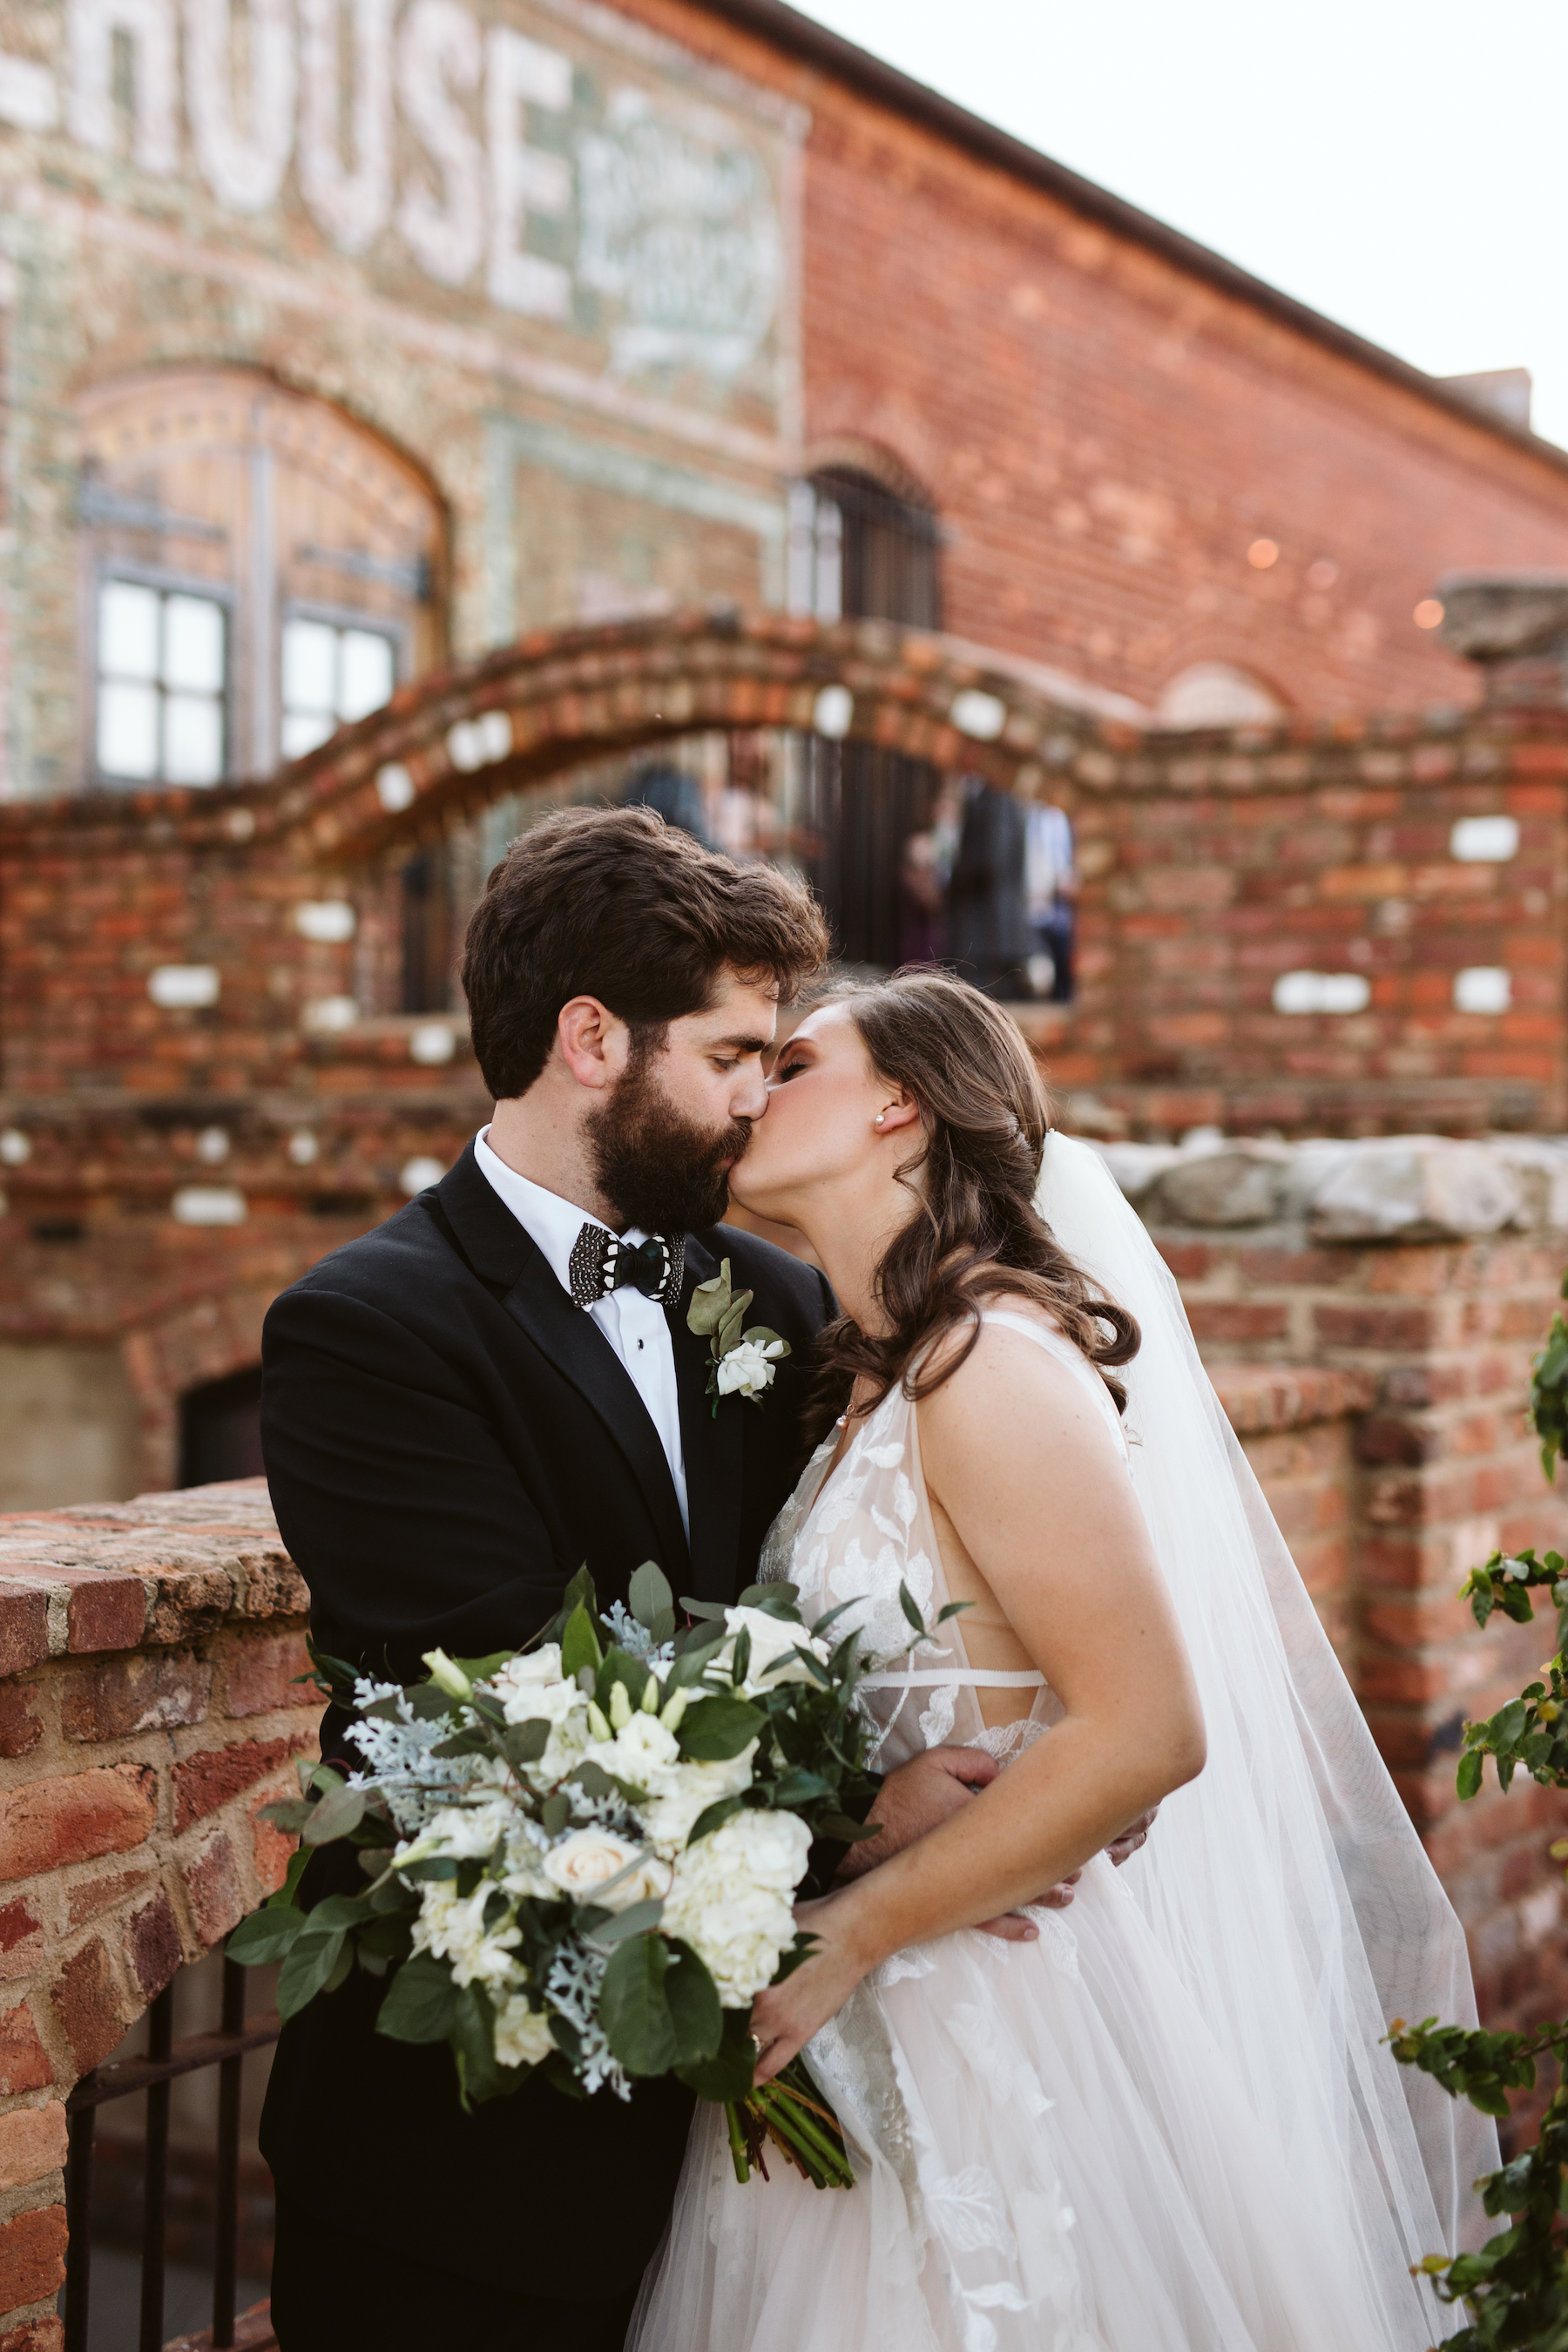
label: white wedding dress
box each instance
[631,1136,1493,2352]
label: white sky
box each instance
[792,0,1568,449]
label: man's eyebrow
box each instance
[710,1031,774,1054]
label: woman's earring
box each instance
[874,1113,886,1128]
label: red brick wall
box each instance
[0,1484,314,2345]
[630,0,1568,718]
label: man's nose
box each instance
[733,1068,769,1120]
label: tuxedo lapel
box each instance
[670,1234,745,1609]
[437,1145,691,1579]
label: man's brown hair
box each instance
[460,804,830,1099]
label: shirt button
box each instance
[637,1337,645,1349]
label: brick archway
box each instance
[253,607,1122,868]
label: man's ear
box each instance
[556,997,632,1092]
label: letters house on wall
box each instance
[3,0,1568,1512]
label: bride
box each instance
[632,970,1495,2352]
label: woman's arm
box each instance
[750,1321,1205,2080]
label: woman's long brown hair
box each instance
[802,970,1139,1447]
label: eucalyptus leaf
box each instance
[628,1561,675,1631]
[582,1896,666,1950]
[540,1793,571,1836]
[277,1926,348,2018]
[406,1684,456,1722]
[502,1719,551,1766]
[686,1270,732,1335]
[376,1952,460,2044]
[739,1581,799,1608]
[302,1781,367,1845]
[226,1905,308,1967]
[686,1794,744,1844]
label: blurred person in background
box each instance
[896,824,946,963]
[947,774,1031,998]
[1025,798,1078,1002]
[621,762,714,848]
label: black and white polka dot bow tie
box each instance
[567,1225,685,1309]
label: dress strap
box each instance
[859,1667,1046,1689]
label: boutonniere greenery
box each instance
[688,1258,790,1417]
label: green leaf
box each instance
[227,1905,308,1967]
[267,1844,313,1912]
[676,2004,756,2102]
[1456,1748,1484,1800]
[429,1728,494,1760]
[667,1633,727,1689]
[321,1939,355,1996]
[397,1855,458,1882]
[898,1580,926,1636]
[277,1926,348,2017]
[405,1683,456,1722]
[501,1718,551,1767]
[453,1651,514,1686]
[539,1792,571,1836]
[302,1781,367,1846]
[687,1794,744,1844]
[628,1562,675,1632]
[664,1940,722,2066]
[598,1932,679,2076]
[816,1812,883,1844]
[738,1581,798,1609]
[582,1896,666,1950]
[561,1599,603,1683]
[686,1268,733,1337]
[450,1982,504,2109]
[718,1303,747,1358]
[678,1692,765,1761]
[740,1326,787,1357]
[375,1952,459,2043]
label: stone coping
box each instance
[0,1483,304,1678]
[1096,1132,1568,1240]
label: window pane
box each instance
[98,679,159,777]
[282,618,337,715]
[164,693,224,785]
[164,594,226,693]
[280,707,335,760]
[339,629,395,720]
[98,581,159,680]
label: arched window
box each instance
[787,459,943,965]
[78,369,445,788]
[1156,662,1283,729]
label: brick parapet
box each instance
[1110,1132,1568,2030]
[0,1482,315,2336]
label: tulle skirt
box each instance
[630,1855,1440,2352]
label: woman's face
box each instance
[729,1004,896,1227]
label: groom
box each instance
[260,806,1029,2351]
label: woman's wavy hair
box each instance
[803,970,1139,1445]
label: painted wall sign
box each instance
[0,0,802,432]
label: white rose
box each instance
[714,1338,785,1399]
[542,1828,671,1909]
[490,1644,562,1694]
[400,1794,511,1866]
[493,1993,556,2070]
[501,1674,583,1730]
[715,1604,828,1697]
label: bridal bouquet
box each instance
[230,1565,954,2188]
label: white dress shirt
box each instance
[473,1127,689,1536]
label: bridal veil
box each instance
[1036,1131,1496,2309]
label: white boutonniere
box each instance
[687,1257,791,1417]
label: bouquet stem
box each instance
[726,2058,855,2190]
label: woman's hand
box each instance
[748,1893,875,2085]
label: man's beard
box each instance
[585,1051,752,1235]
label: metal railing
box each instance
[63,1958,280,2352]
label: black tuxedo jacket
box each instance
[257,1142,833,2296]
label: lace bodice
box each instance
[760,1310,1129,1768]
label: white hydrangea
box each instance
[661,1808,812,2004]
[639,1744,758,1859]
[397,1794,512,1869]
[493,1993,557,2070]
[411,1881,523,1992]
[712,1605,830,1698]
